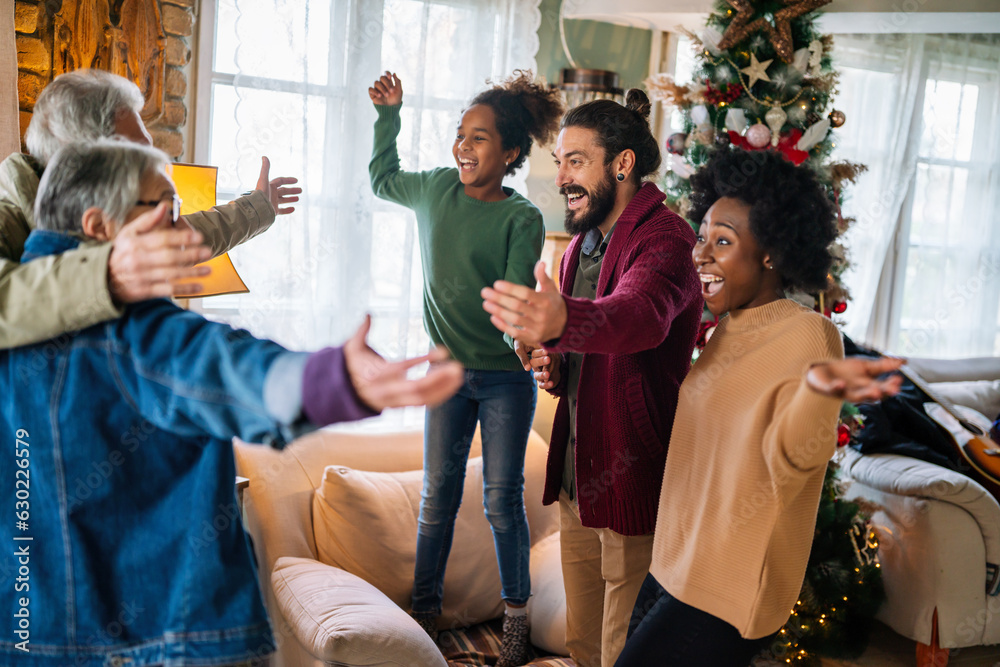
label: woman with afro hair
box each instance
[616,148,905,666]
[369,70,563,666]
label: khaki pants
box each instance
[559,491,654,667]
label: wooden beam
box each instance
[1,0,19,157]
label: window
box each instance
[193,0,540,426]
[834,34,1000,358]
[893,67,1000,357]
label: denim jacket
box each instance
[0,231,321,666]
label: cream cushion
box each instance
[312,456,505,626]
[271,556,447,667]
[527,531,567,655]
[928,380,1000,423]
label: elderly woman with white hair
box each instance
[0,68,300,349]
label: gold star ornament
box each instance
[740,53,773,87]
[717,0,833,63]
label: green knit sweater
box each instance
[369,104,544,371]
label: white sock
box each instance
[505,603,528,617]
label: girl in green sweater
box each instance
[368,70,563,666]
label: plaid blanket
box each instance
[440,618,575,667]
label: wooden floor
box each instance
[754,622,1000,667]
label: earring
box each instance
[616,173,625,182]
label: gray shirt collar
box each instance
[581,226,613,256]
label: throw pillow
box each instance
[271,556,448,666]
[312,458,504,627]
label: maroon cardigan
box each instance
[544,182,702,536]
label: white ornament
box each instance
[796,118,831,152]
[691,105,710,127]
[740,53,773,88]
[764,105,787,147]
[725,108,748,134]
[702,27,723,56]
[669,154,695,179]
[808,40,823,77]
[792,47,810,75]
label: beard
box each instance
[562,164,617,237]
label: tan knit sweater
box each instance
[649,299,844,639]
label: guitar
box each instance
[901,364,1000,497]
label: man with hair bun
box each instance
[482,90,703,667]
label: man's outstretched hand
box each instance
[482,261,567,348]
[343,315,463,412]
[108,201,213,304]
[255,156,301,215]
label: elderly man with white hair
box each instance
[0,68,300,348]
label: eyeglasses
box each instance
[135,194,183,225]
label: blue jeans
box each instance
[412,368,537,613]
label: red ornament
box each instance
[833,301,847,314]
[837,424,852,448]
[696,315,720,351]
[667,132,688,155]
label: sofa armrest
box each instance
[844,483,994,648]
[907,357,1000,385]
[271,556,447,667]
[841,448,1000,594]
[841,447,995,505]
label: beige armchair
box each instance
[841,361,1000,667]
[234,423,568,667]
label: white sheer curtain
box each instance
[196,0,541,423]
[834,34,1000,358]
[832,35,926,348]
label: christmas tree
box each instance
[765,405,884,665]
[647,0,866,315]
[648,2,887,662]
